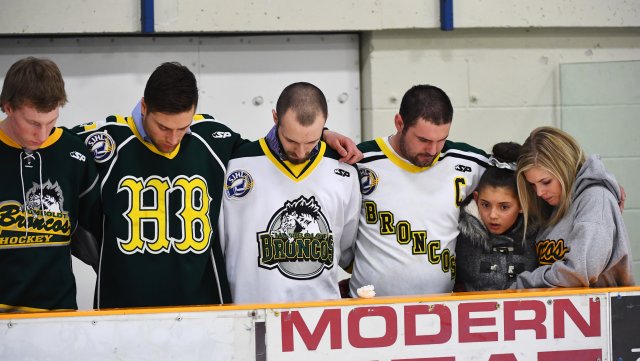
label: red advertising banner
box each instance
[266,294,608,361]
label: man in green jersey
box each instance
[0,57,101,312]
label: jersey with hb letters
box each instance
[73,114,244,308]
[0,127,101,311]
[350,137,489,297]
[221,139,360,303]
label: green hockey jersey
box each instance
[0,127,101,311]
[73,114,244,308]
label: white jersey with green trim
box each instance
[350,136,489,297]
[221,138,361,304]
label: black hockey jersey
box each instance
[0,127,101,311]
[73,114,244,308]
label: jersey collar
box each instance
[259,137,325,182]
[264,125,320,162]
[376,136,440,173]
[129,101,187,159]
[131,100,192,142]
[0,122,63,150]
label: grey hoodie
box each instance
[515,155,635,288]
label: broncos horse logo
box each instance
[25,180,65,212]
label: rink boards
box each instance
[1,287,639,361]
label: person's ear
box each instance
[140,97,147,115]
[473,191,479,203]
[2,102,13,116]
[394,114,404,133]
[272,109,278,126]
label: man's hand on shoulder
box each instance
[323,129,363,164]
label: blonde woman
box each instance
[513,126,634,288]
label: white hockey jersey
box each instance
[221,139,361,304]
[350,137,489,296]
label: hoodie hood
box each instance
[458,199,491,251]
[513,153,635,289]
[573,154,621,203]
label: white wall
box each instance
[1,0,639,34]
[0,35,361,142]
[560,60,640,284]
[360,28,640,148]
[0,0,139,34]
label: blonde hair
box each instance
[517,127,585,229]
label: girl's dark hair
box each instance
[476,142,521,195]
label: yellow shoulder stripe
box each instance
[0,126,62,149]
[126,117,181,159]
[375,137,439,173]
[83,123,97,131]
[259,138,326,182]
[115,115,128,124]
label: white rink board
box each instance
[0,309,257,361]
[266,294,609,361]
[2,289,638,361]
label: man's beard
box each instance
[398,134,436,167]
[285,152,310,164]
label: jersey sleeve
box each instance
[68,119,107,139]
[338,165,362,270]
[218,199,228,256]
[70,139,102,271]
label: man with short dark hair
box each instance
[221,82,360,303]
[0,57,101,312]
[74,63,361,308]
[349,85,490,297]
[74,62,242,308]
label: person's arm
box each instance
[514,224,610,288]
[338,165,362,270]
[71,150,102,272]
[514,191,617,289]
[323,129,363,164]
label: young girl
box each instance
[513,126,634,288]
[455,142,538,291]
